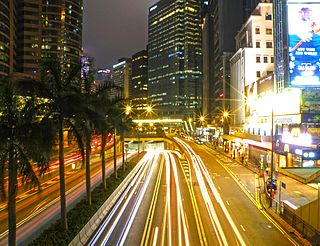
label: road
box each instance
[90,140,298,245]
[0,143,125,245]
[176,138,297,246]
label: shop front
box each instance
[275,142,320,167]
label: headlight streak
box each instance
[178,154,208,246]
[191,155,227,246]
[140,154,165,246]
[167,151,190,246]
[195,155,246,246]
[174,138,246,246]
[117,151,160,246]
[164,151,172,246]
[89,151,155,246]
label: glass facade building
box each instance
[0,0,14,77]
[0,0,83,78]
[131,50,148,110]
[148,0,202,119]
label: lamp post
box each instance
[269,106,274,207]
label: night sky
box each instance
[83,0,157,69]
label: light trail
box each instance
[117,151,160,246]
[167,151,190,246]
[89,151,155,246]
[140,155,164,246]
[174,138,246,246]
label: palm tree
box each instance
[0,76,54,246]
[19,60,89,230]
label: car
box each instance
[196,139,204,145]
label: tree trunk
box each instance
[85,137,91,205]
[113,128,117,178]
[8,145,16,246]
[59,118,68,230]
[121,132,125,171]
[101,133,106,190]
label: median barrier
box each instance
[68,160,141,246]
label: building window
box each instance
[271,56,274,63]
[256,56,261,63]
[255,27,260,34]
[264,56,268,63]
[256,41,261,48]
[256,71,261,77]
[265,13,272,20]
[266,28,272,35]
[267,70,273,75]
[266,41,273,48]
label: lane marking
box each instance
[240,225,246,232]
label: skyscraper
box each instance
[0,0,83,79]
[204,0,265,123]
[112,58,132,99]
[148,0,202,119]
[131,50,148,111]
[0,0,15,77]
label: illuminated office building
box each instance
[112,58,132,99]
[202,0,265,122]
[0,0,15,77]
[131,50,148,110]
[0,0,83,78]
[148,0,202,119]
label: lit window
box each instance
[266,28,272,35]
[266,41,273,48]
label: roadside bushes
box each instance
[29,160,137,246]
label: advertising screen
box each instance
[288,0,320,87]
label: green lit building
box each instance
[148,0,202,119]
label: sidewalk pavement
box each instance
[205,143,317,246]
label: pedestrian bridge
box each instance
[124,134,176,151]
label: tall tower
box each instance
[131,50,148,111]
[148,0,202,119]
[0,0,83,79]
[112,58,132,99]
[0,0,15,77]
[208,0,265,123]
[40,0,83,70]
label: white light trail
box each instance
[174,138,246,246]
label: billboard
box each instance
[288,0,320,87]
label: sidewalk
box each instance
[206,143,318,245]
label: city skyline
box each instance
[83,0,157,68]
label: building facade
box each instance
[205,0,249,123]
[0,0,83,79]
[112,58,132,99]
[148,0,202,119]
[131,50,148,111]
[0,0,15,77]
[230,2,274,128]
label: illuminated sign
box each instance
[282,130,312,146]
[302,149,319,160]
[150,5,157,12]
[287,0,320,87]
